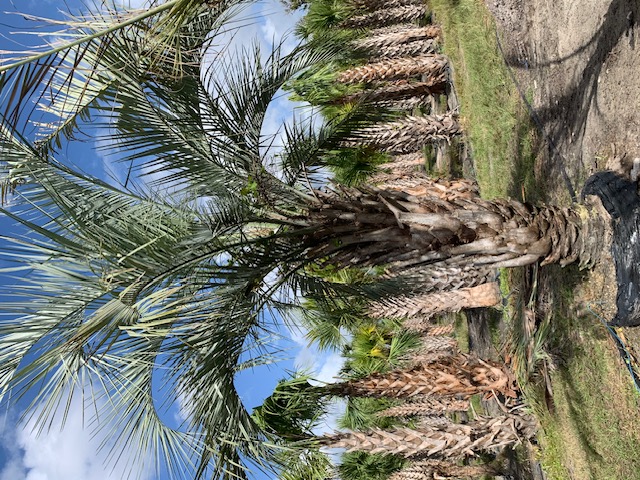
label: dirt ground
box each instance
[486,0,640,201]
[484,0,640,330]
[470,1,640,477]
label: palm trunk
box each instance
[376,174,478,198]
[389,152,426,166]
[379,264,494,297]
[329,354,517,399]
[367,96,432,111]
[389,460,497,479]
[343,114,462,153]
[401,318,452,334]
[368,283,502,319]
[467,413,538,451]
[399,335,458,366]
[320,412,534,458]
[320,426,470,458]
[337,54,448,84]
[347,0,425,12]
[377,397,470,417]
[371,155,425,179]
[415,334,457,353]
[419,324,455,336]
[335,80,447,106]
[354,26,441,50]
[357,39,438,60]
[340,5,429,29]
[299,184,609,273]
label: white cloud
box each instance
[0,397,154,480]
[314,352,344,384]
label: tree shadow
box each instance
[528,0,638,173]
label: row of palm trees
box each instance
[253,311,532,479]
[0,0,623,479]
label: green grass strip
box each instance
[429,0,536,199]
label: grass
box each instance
[504,264,640,479]
[430,0,640,477]
[531,276,640,479]
[429,0,538,199]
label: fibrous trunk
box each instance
[367,96,433,112]
[321,412,534,458]
[388,460,497,479]
[335,80,447,106]
[377,397,470,417]
[343,114,461,153]
[402,317,458,335]
[368,283,502,319]
[337,54,448,83]
[340,5,429,29]
[321,425,470,457]
[397,335,458,366]
[371,156,426,179]
[415,335,457,353]
[330,354,517,399]
[299,184,608,272]
[398,333,458,366]
[354,25,441,49]
[374,172,478,198]
[357,39,438,60]
[347,0,425,12]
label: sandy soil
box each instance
[487,0,640,200]
[474,2,640,477]
[485,0,640,314]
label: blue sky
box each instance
[0,1,345,479]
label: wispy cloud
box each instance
[0,399,154,480]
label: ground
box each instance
[486,0,640,203]
[483,0,640,351]
[479,0,640,478]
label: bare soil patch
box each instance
[484,0,640,331]
[486,0,640,204]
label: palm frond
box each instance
[0,1,246,130]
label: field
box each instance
[430,0,640,477]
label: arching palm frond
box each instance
[340,321,420,378]
[0,129,280,478]
[0,0,245,135]
[276,447,334,480]
[337,396,399,431]
[252,373,328,440]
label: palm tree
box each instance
[337,54,449,83]
[340,5,429,29]
[356,39,438,60]
[355,25,441,49]
[318,411,535,458]
[0,2,629,478]
[347,0,424,13]
[342,114,461,153]
[257,352,516,409]
[0,5,342,479]
[368,283,502,319]
[337,354,517,399]
[337,81,445,106]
